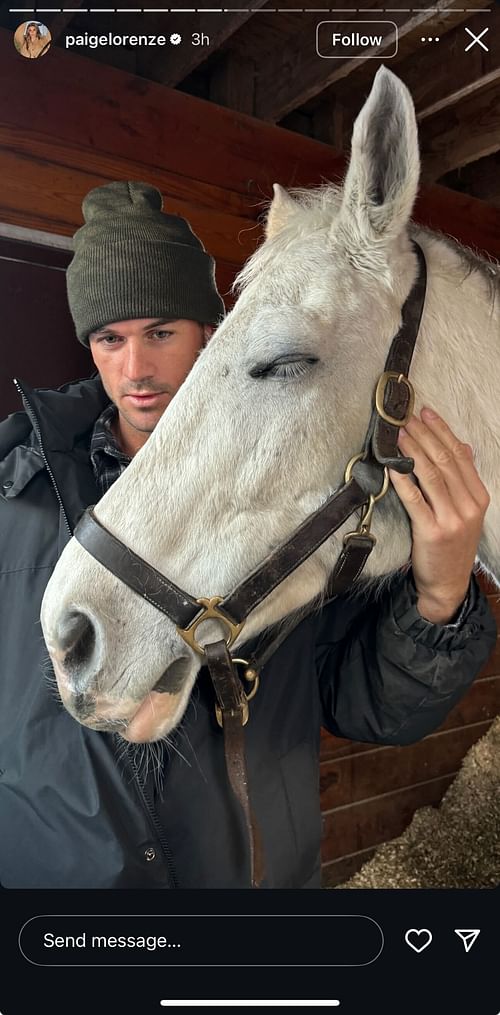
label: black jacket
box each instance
[0,375,496,889]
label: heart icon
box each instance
[405,928,433,953]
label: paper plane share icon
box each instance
[454,929,480,953]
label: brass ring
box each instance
[345,453,389,505]
[232,659,260,702]
[371,466,390,503]
[177,596,243,656]
[344,451,367,485]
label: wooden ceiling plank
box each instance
[209,53,256,116]
[440,154,500,208]
[0,28,345,200]
[415,8,500,121]
[0,123,262,220]
[255,1,490,123]
[46,5,85,44]
[0,148,262,264]
[420,80,500,181]
[136,2,268,86]
[3,27,500,261]
[337,7,500,131]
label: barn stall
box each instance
[0,1,499,887]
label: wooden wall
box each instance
[1,28,498,885]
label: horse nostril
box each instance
[57,610,96,671]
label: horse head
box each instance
[41,67,493,742]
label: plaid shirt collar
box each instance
[90,402,131,497]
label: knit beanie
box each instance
[67,180,225,346]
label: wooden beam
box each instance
[73,13,137,73]
[45,4,84,44]
[414,180,500,259]
[440,154,500,208]
[0,29,344,201]
[136,2,268,86]
[414,8,500,122]
[0,145,262,265]
[209,53,256,117]
[312,97,345,150]
[0,124,257,220]
[280,110,313,140]
[337,8,500,135]
[2,28,500,263]
[254,1,490,123]
[420,79,500,181]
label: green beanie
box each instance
[67,180,225,346]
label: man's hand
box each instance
[388,407,490,624]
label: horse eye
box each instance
[249,356,319,380]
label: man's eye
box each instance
[152,330,173,340]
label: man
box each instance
[0,181,496,889]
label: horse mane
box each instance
[409,222,500,304]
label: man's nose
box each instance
[123,343,155,381]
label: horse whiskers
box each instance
[140,740,165,794]
[42,670,58,689]
[174,726,205,781]
[112,735,134,781]
[159,732,190,768]
[112,718,196,796]
[151,740,165,795]
[40,654,60,698]
[114,737,164,791]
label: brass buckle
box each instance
[216,697,249,729]
[215,658,260,728]
[177,596,243,656]
[342,527,377,548]
[375,371,415,427]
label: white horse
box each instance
[41,66,500,743]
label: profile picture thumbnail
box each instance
[14,20,52,59]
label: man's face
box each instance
[89,317,211,454]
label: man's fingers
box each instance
[388,467,435,530]
[397,427,477,528]
[404,409,490,510]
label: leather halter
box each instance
[73,241,427,888]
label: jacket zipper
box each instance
[130,756,179,888]
[14,377,179,887]
[13,378,72,539]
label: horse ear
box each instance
[266,183,297,239]
[338,66,420,245]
